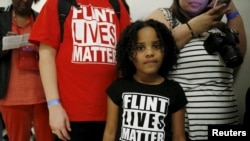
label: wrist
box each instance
[186,22,194,37]
[226,11,239,20]
[47,99,61,106]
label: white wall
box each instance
[0,0,45,12]
[0,0,11,7]
[231,0,250,124]
[1,0,249,124]
[126,0,173,21]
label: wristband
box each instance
[186,22,194,37]
[226,11,239,20]
[47,99,60,106]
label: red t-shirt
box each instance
[29,0,130,121]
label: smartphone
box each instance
[213,0,231,7]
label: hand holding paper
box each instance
[2,33,34,51]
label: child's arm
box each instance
[171,108,186,141]
[103,97,119,141]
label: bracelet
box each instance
[47,99,61,106]
[186,22,194,37]
[226,11,239,20]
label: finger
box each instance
[56,132,67,141]
[52,130,57,134]
[52,131,67,141]
[59,129,71,141]
[207,3,227,15]
[6,32,17,36]
[65,117,71,132]
[207,0,215,7]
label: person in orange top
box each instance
[0,0,54,141]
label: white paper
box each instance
[2,33,34,51]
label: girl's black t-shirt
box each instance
[106,77,187,141]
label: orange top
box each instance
[0,12,46,105]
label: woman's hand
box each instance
[49,104,71,141]
[188,3,228,35]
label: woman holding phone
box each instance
[213,0,231,7]
[146,0,247,140]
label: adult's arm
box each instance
[226,1,247,56]
[39,43,71,141]
[145,4,228,49]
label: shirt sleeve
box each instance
[106,79,123,106]
[170,81,188,114]
[29,0,60,49]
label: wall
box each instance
[1,0,249,124]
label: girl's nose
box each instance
[145,47,154,57]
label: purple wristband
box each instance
[226,11,239,20]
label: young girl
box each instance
[103,19,187,141]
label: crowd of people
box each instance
[0,0,247,141]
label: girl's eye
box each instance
[153,43,163,49]
[134,45,144,51]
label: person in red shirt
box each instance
[29,0,130,140]
[0,0,54,141]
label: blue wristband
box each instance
[47,99,60,106]
[226,11,239,20]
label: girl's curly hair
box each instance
[116,19,179,77]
